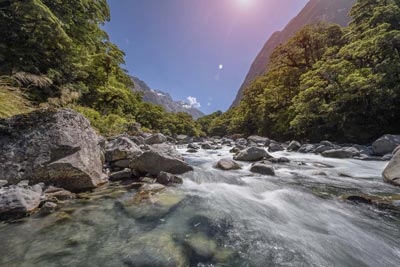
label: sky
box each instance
[105,0,308,114]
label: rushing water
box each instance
[1,146,400,267]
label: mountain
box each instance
[230,0,355,108]
[131,76,205,119]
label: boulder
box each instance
[322,147,360,159]
[129,144,193,175]
[372,134,400,156]
[235,138,248,147]
[0,180,7,187]
[0,185,41,219]
[383,149,400,186]
[105,136,142,162]
[201,143,213,150]
[287,141,301,152]
[268,143,285,152]
[313,145,332,154]
[250,162,275,176]
[247,135,269,146]
[234,147,271,162]
[186,148,198,153]
[215,158,242,170]
[145,133,167,145]
[0,109,107,191]
[128,136,146,146]
[298,144,316,153]
[157,171,183,185]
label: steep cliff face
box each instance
[131,76,205,119]
[230,0,355,108]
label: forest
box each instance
[0,0,203,137]
[206,0,400,143]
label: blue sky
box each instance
[105,0,308,114]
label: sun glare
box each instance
[237,0,252,7]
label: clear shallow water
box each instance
[1,146,400,267]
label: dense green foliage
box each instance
[0,0,202,136]
[210,0,400,143]
[196,111,222,135]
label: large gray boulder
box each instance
[234,147,271,162]
[105,136,142,162]
[129,143,193,175]
[321,147,360,159]
[215,158,242,170]
[372,134,400,156]
[0,109,107,191]
[0,185,41,219]
[383,149,400,186]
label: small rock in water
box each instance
[215,158,242,171]
[250,161,275,176]
[109,168,133,181]
[187,143,200,150]
[287,141,301,151]
[268,142,285,152]
[44,186,76,201]
[157,171,183,185]
[321,147,360,159]
[186,148,198,153]
[0,180,8,187]
[234,147,271,162]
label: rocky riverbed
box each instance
[1,109,400,267]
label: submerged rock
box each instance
[383,149,400,186]
[122,231,187,267]
[215,158,242,170]
[372,134,400,156]
[186,233,217,259]
[234,147,271,162]
[250,161,275,176]
[0,109,107,191]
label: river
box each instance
[1,146,399,267]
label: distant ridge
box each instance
[230,0,355,108]
[131,76,205,119]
